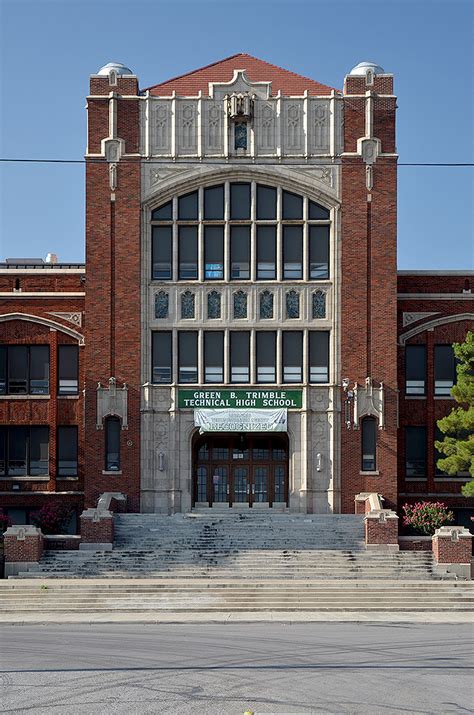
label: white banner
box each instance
[194,408,287,433]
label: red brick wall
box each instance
[365,517,398,545]
[4,532,44,562]
[433,534,472,563]
[80,514,114,543]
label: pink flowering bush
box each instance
[402,501,454,536]
[0,510,12,534]
[30,503,73,535]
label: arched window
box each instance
[105,416,121,472]
[361,417,376,472]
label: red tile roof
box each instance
[145,53,337,97]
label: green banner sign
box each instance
[178,389,302,409]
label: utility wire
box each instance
[0,158,473,166]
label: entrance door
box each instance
[193,434,288,507]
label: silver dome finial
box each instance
[349,61,385,76]
[97,62,133,76]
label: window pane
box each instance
[257,226,276,279]
[230,183,251,219]
[204,185,224,220]
[178,332,198,383]
[361,418,376,471]
[178,191,198,220]
[406,345,426,395]
[434,345,456,396]
[58,426,78,476]
[0,347,6,394]
[283,226,303,279]
[0,426,5,475]
[309,331,329,383]
[207,290,221,319]
[204,332,224,383]
[105,417,121,471]
[30,426,49,476]
[29,346,49,394]
[197,466,207,502]
[205,226,224,279]
[230,332,250,383]
[230,226,250,279]
[152,331,172,383]
[257,185,277,219]
[151,201,172,221]
[58,345,79,394]
[181,291,195,319]
[8,426,27,476]
[309,225,329,279]
[8,346,28,394]
[309,200,330,220]
[283,331,303,383]
[282,191,302,219]
[405,426,426,477]
[178,226,198,280]
[257,332,276,383]
[152,226,172,280]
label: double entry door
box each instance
[194,434,288,507]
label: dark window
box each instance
[204,226,224,279]
[57,426,78,477]
[58,345,78,395]
[230,183,251,220]
[230,226,250,279]
[282,191,303,219]
[309,331,329,383]
[309,225,329,279]
[152,331,172,383]
[309,200,330,220]
[256,332,276,383]
[0,426,49,477]
[151,201,172,221]
[405,426,427,477]
[2,345,49,395]
[0,347,6,394]
[105,417,121,471]
[178,191,198,220]
[257,185,277,220]
[8,346,28,394]
[179,226,198,280]
[434,345,456,396]
[283,226,303,279]
[178,332,198,383]
[152,226,172,280]
[361,418,377,471]
[283,331,303,383]
[406,345,426,395]
[204,332,224,383]
[204,185,224,220]
[30,346,49,394]
[230,332,250,383]
[257,226,276,279]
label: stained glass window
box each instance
[260,290,274,319]
[233,290,247,319]
[286,290,300,319]
[234,123,247,150]
[207,291,221,319]
[181,291,195,319]
[312,290,326,319]
[154,291,169,319]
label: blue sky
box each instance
[0,0,473,268]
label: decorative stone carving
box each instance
[260,290,274,319]
[206,103,223,152]
[207,290,221,319]
[181,290,195,319]
[233,290,247,319]
[312,291,326,319]
[311,102,329,152]
[209,69,271,101]
[227,92,253,119]
[353,377,384,430]
[47,312,83,327]
[285,103,303,151]
[402,311,439,327]
[257,102,276,151]
[178,103,197,152]
[286,290,300,319]
[154,291,169,319]
[154,103,170,153]
[96,377,128,430]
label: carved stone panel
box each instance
[310,101,330,153]
[96,378,128,429]
[205,101,223,154]
[256,101,276,153]
[177,102,197,153]
[152,102,171,154]
[284,101,303,153]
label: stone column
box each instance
[79,508,114,550]
[3,525,44,577]
[364,510,399,551]
[432,526,472,580]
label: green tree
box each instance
[435,331,474,489]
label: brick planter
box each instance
[3,525,44,577]
[432,526,472,580]
[365,510,399,551]
[80,509,114,550]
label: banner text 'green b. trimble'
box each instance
[178,389,302,409]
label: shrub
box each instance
[30,503,73,535]
[402,501,455,536]
[0,510,12,534]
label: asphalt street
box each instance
[1,622,473,714]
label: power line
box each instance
[0,158,473,167]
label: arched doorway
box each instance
[192,433,289,507]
